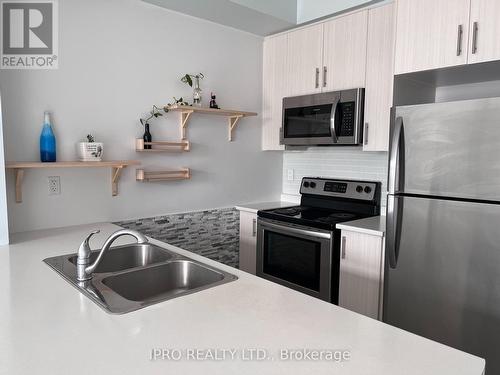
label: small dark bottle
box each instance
[143,123,152,149]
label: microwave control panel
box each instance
[339,101,355,137]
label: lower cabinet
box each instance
[239,211,258,274]
[338,229,385,319]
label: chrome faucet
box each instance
[76,229,148,281]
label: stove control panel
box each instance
[300,177,378,201]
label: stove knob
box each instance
[310,182,317,188]
[364,186,372,194]
[303,181,310,188]
[356,185,364,193]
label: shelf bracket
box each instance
[111,166,123,196]
[228,115,243,141]
[15,169,24,203]
[180,110,194,140]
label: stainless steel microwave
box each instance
[280,88,364,146]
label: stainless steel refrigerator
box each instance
[385,97,500,373]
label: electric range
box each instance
[256,177,381,303]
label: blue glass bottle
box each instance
[40,111,56,162]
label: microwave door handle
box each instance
[388,112,405,194]
[330,98,340,143]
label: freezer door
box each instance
[384,195,500,373]
[390,97,500,200]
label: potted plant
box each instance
[78,134,103,161]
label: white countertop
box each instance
[235,201,296,214]
[0,223,484,375]
[336,216,386,237]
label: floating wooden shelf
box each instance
[6,160,140,203]
[165,104,257,141]
[135,138,190,152]
[136,168,190,182]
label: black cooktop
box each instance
[258,205,371,231]
[257,178,381,231]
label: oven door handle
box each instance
[259,219,332,240]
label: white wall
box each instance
[297,0,374,23]
[0,94,9,244]
[0,0,283,233]
[282,148,388,206]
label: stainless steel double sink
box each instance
[44,243,237,314]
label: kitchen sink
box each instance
[67,243,173,273]
[102,260,225,302]
[44,243,237,314]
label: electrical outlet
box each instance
[287,169,294,181]
[48,176,61,195]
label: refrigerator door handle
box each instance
[386,195,403,269]
[388,113,405,194]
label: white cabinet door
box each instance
[239,211,258,274]
[286,24,324,96]
[323,10,368,91]
[468,0,500,64]
[394,0,471,74]
[262,34,287,150]
[339,230,384,319]
[363,3,395,152]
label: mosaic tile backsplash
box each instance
[114,208,240,268]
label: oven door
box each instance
[256,218,334,302]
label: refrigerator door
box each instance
[389,97,500,200]
[384,195,500,373]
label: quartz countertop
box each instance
[0,223,484,375]
[336,216,386,237]
[235,201,296,214]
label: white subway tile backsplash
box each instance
[282,147,388,206]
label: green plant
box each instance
[181,73,204,87]
[139,105,165,127]
[86,134,95,143]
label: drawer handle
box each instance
[252,218,257,237]
[341,236,346,259]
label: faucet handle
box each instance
[77,229,100,260]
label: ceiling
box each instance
[142,0,381,36]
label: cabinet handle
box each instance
[323,66,327,88]
[341,236,346,259]
[456,24,463,56]
[472,22,478,54]
[315,68,320,88]
[364,122,369,145]
[252,218,257,237]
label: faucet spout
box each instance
[76,229,148,281]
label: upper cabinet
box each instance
[262,34,288,151]
[395,0,500,74]
[364,3,395,151]
[262,7,394,151]
[394,0,471,74]
[286,24,324,96]
[323,11,368,91]
[468,0,500,64]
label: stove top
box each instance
[257,177,381,231]
[258,205,369,230]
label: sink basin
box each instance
[102,260,225,302]
[44,241,237,314]
[68,243,173,273]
